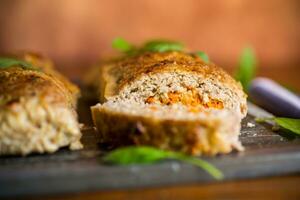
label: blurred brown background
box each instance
[0,0,299,88]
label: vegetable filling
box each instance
[145,88,224,111]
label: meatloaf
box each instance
[0,53,82,155]
[90,51,247,155]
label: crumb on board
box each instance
[247,122,255,128]
[171,162,181,172]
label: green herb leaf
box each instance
[273,118,300,135]
[112,37,134,53]
[112,38,184,54]
[0,57,36,70]
[196,51,210,63]
[235,47,257,91]
[178,156,224,180]
[141,40,184,52]
[103,146,169,165]
[255,117,300,135]
[103,146,223,180]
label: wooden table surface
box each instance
[37,174,300,200]
[25,67,300,200]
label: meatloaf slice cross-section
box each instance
[90,51,247,155]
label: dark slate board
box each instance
[0,102,300,198]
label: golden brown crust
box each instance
[0,53,79,108]
[98,51,246,100]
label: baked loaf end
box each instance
[0,53,82,155]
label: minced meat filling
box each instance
[145,89,224,110]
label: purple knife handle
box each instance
[249,77,300,118]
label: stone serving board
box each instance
[0,101,300,198]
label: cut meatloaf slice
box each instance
[90,51,247,155]
[0,53,82,155]
[92,102,243,155]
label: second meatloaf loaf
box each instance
[0,53,82,155]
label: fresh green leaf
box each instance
[255,117,300,135]
[196,51,210,63]
[235,47,257,91]
[179,156,224,180]
[0,58,37,70]
[273,118,300,135]
[112,38,184,54]
[141,40,184,52]
[103,146,169,165]
[112,37,134,53]
[103,146,223,180]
